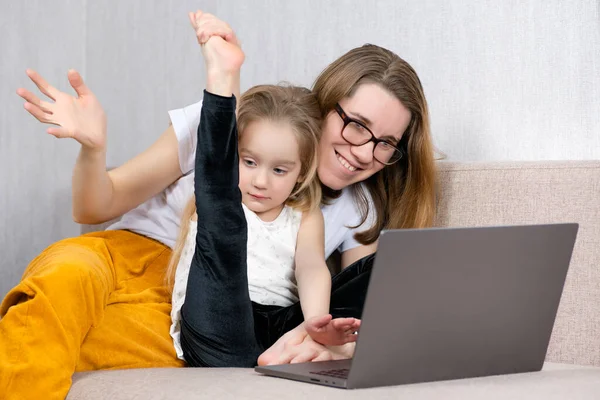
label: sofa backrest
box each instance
[435,160,600,366]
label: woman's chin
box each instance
[318,169,348,191]
[320,157,368,190]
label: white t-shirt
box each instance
[108,100,376,257]
[170,204,303,360]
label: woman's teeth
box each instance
[336,153,357,172]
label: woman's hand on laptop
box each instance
[257,323,357,366]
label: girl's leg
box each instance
[180,91,260,367]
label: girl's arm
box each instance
[294,208,331,320]
[296,209,361,347]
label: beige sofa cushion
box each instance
[68,363,600,399]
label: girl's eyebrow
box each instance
[240,149,296,166]
[273,160,297,167]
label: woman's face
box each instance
[317,83,412,190]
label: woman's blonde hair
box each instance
[166,84,323,290]
[313,44,437,243]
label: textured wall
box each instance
[1,0,599,297]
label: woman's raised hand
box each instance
[16,69,107,151]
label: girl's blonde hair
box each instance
[313,44,437,243]
[166,84,323,290]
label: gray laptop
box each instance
[255,223,578,389]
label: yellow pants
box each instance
[0,230,185,399]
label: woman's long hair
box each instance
[313,44,438,243]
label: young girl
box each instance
[168,13,360,366]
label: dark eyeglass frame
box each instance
[334,103,403,165]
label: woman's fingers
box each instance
[224,31,240,47]
[189,10,235,44]
[23,102,54,124]
[273,332,310,365]
[275,351,296,365]
[16,88,53,114]
[26,69,60,101]
[312,350,334,363]
[47,126,72,139]
[290,350,319,364]
[198,24,231,44]
[67,69,91,97]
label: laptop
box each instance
[255,223,578,389]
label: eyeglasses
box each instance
[334,104,403,165]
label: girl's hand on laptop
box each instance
[16,69,107,151]
[305,314,361,346]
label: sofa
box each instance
[67,160,600,399]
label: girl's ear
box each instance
[290,178,304,199]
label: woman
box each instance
[0,11,436,399]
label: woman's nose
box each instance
[350,141,375,164]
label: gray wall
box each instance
[1,1,599,298]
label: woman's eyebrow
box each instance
[347,111,401,143]
[347,111,372,127]
[379,135,400,144]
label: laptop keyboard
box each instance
[309,368,349,379]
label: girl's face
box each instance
[317,83,412,190]
[238,119,302,222]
